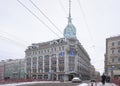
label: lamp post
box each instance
[111,66,115,78]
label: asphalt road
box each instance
[18,83,80,86]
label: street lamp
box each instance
[111,66,115,78]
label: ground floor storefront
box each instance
[26,72,79,81]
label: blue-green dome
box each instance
[64,20,76,38]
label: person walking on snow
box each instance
[101,73,106,85]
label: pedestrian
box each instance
[88,79,97,86]
[106,75,111,83]
[101,73,106,85]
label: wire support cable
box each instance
[77,0,95,46]
[17,0,61,38]
[0,34,27,47]
[29,0,63,34]
[58,0,68,16]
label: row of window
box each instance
[28,74,64,80]
[27,46,64,56]
[27,66,64,73]
[27,53,65,61]
[112,58,120,63]
[27,60,64,66]
[112,41,120,46]
[111,49,120,54]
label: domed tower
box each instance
[64,0,76,39]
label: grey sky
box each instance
[0,0,120,74]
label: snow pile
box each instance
[0,81,61,86]
[77,83,88,86]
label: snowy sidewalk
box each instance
[97,82,117,86]
[78,82,117,86]
[0,81,61,86]
[0,82,117,86]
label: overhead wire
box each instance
[29,0,63,34]
[76,0,100,71]
[0,34,27,47]
[58,0,68,17]
[17,0,61,38]
[77,0,95,47]
[0,30,28,45]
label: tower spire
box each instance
[64,0,76,39]
[68,0,72,23]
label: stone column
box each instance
[56,54,59,72]
[31,57,33,78]
[43,56,44,73]
[36,56,38,79]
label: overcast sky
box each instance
[0,0,120,74]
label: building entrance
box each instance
[68,74,74,81]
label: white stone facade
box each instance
[25,38,91,81]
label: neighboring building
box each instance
[4,59,25,80]
[90,65,95,79]
[105,36,120,78]
[94,71,100,80]
[25,0,91,81]
[0,60,5,80]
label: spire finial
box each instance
[68,0,72,23]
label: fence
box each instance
[111,79,120,86]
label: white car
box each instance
[72,77,82,83]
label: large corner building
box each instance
[25,0,91,81]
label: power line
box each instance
[77,0,94,46]
[17,0,61,38]
[29,0,63,35]
[0,30,28,45]
[0,34,27,47]
[58,0,68,17]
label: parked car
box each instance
[72,77,82,83]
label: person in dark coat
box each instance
[101,74,106,85]
[106,75,111,83]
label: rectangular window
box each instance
[118,41,120,45]
[32,69,37,73]
[112,58,114,63]
[118,49,120,53]
[59,47,61,51]
[118,58,120,62]
[38,69,43,73]
[112,42,114,46]
[38,75,42,79]
[69,67,74,71]
[112,49,114,54]
[44,55,49,59]
[39,56,43,59]
[44,68,49,72]
[59,60,64,64]
[62,46,64,50]
[51,61,56,65]
[51,54,56,58]
[54,47,56,51]
[59,67,64,71]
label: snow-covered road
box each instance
[0,81,117,86]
